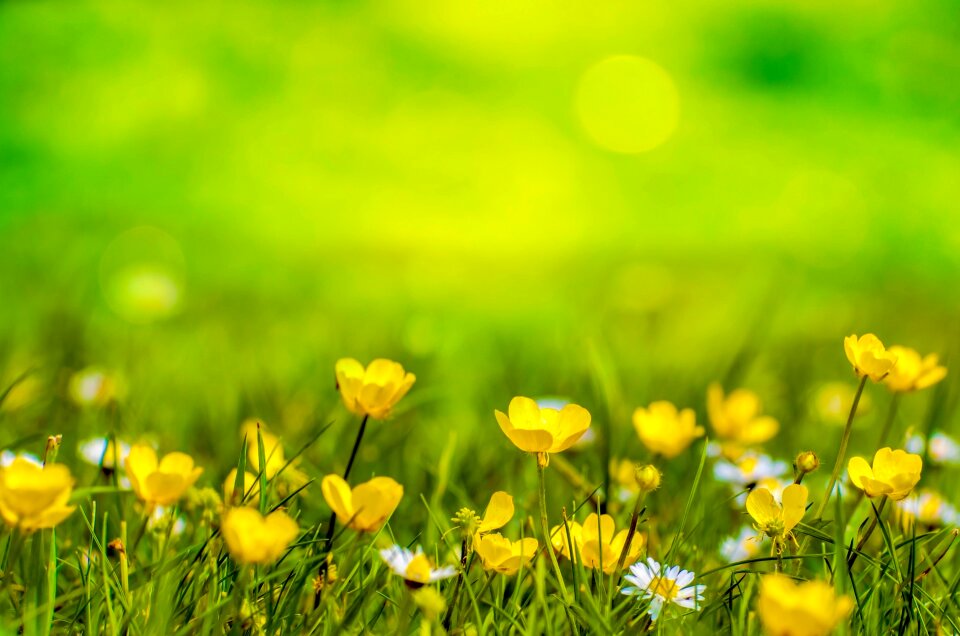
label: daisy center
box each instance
[649,575,679,600]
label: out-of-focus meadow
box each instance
[0,1,959,632]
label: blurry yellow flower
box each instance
[883,346,947,393]
[412,587,447,621]
[746,484,807,554]
[0,458,76,531]
[221,507,298,565]
[844,333,898,382]
[335,358,416,420]
[477,491,514,533]
[550,521,583,559]
[321,474,403,532]
[706,384,779,446]
[495,396,591,456]
[125,444,203,507]
[474,533,538,575]
[847,447,922,501]
[553,513,645,574]
[223,468,259,507]
[632,401,703,459]
[757,574,853,636]
[610,458,641,500]
[814,382,872,425]
[241,421,297,482]
[380,545,456,586]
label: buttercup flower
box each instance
[847,447,922,501]
[474,533,538,575]
[241,420,304,483]
[495,396,591,457]
[746,484,808,555]
[223,468,259,507]
[844,333,898,382]
[720,526,765,563]
[635,464,661,494]
[335,358,416,420]
[814,382,872,425]
[707,383,779,446]
[552,513,645,574]
[714,452,788,490]
[0,457,76,531]
[321,474,403,533]
[621,558,705,621]
[221,507,299,565]
[632,401,703,459]
[79,437,130,471]
[757,574,853,636]
[125,444,204,507]
[883,346,947,393]
[550,520,583,560]
[379,545,456,586]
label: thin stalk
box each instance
[442,540,470,631]
[536,458,568,600]
[846,497,888,570]
[815,375,867,520]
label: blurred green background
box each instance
[1,0,958,513]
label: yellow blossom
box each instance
[552,513,645,574]
[335,358,416,420]
[321,474,403,533]
[746,484,807,554]
[757,574,853,636]
[883,346,947,393]
[706,383,779,446]
[550,520,583,560]
[477,491,514,533]
[223,468,259,507]
[474,533,538,575]
[494,396,591,456]
[221,507,299,565]
[632,401,703,459]
[125,444,203,507]
[847,447,922,501]
[0,458,76,531]
[240,420,305,483]
[844,333,898,382]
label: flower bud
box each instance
[795,451,820,475]
[635,464,661,493]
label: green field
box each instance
[1,0,959,633]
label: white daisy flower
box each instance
[0,451,41,467]
[720,526,766,563]
[379,545,457,586]
[79,437,131,470]
[714,452,788,490]
[621,557,706,621]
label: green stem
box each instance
[815,375,867,520]
[536,459,568,599]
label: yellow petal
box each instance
[321,474,354,523]
[478,491,514,533]
[780,484,808,532]
[746,488,779,525]
[507,396,542,430]
[846,456,873,490]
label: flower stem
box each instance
[815,375,867,520]
[536,458,568,600]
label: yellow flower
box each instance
[550,520,583,559]
[844,333,898,382]
[0,458,76,531]
[474,533,539,575]
[757,574,853,636]
[883,346,947,393]
[241,420,301,482]
[380,545,456,586]
[477,491,514,533]
[335,358,416,420]
[746,484,807,554]
[221,507,298,565]
[321,474,403,532]
[494,396,591,456]
[223,468,259,507]
[706,383,779,446]
[552,513,645,574]
[125,444,203,507]
[847,447,922,501]
[635,465,662,493]
[632,401,703,459]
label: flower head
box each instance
[847,447,922,501]
[714,452,788,490]
[495,396,591,457]
[795,451,820,476]
[0,458,76,531]
[241,421,304,483]
[706,383,779,446]
[844,333,898,382]
[321,474,403,533]
[223,468,259,507]
[746,484,808,555]
[379,545,456,587]
[551,513,645,574]
[635,464,662,494]
[720,526,765,563]
[221,507,299,565]
[883,346,947,393]
[125,445,203,507]
[757,574,853,636]
[621,558,705,621]
[336,358,415,420]
[474,533,538,575]
[632,401,703,459]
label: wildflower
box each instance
[221,507,299,565]
[412,587,447,621]
[335,358,416,420]
[883,346,947,393]
[635,464,661,494]
[549,520,583,559]
[379,545,457,587]
[553,513,645,574]
[477,491,514,533]
[746,484,808,555]
[706,383,779,446]
[895,490,958,530]
[794,451,820,476]
[844,333,898,382]
[847,447,922,501]
[756,574,853,636]
[223,468,259,507]
[494,396,591,461]
[474,533,538,575]
[621,558,705,621]
[125,444,203,507]
[79,437,130,471]
[240,420,304,482]
[0,457,76,531]
[321,474,403,533]
[715,452,788,490]
[905,430,960,466]
[632,401,703,459]
[68,366,123,407]
[720,526,765,563]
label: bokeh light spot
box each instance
[100,227,185,324]
[576,55,680,154]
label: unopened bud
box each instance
[635,464,661,493]
[795,451,820,475]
